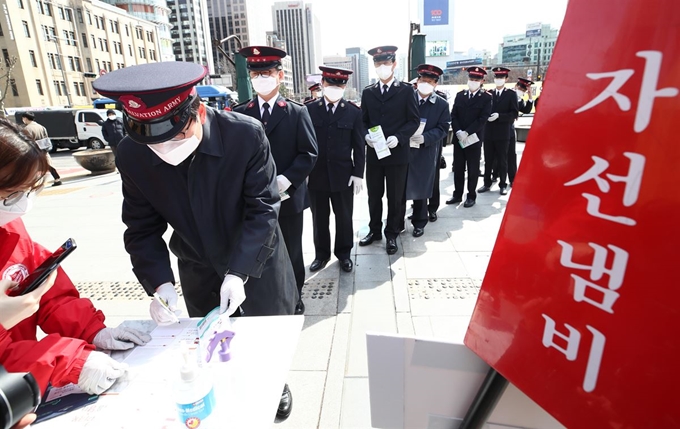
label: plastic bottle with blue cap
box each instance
[173,342,216,428]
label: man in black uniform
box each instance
[478,67,518,196]
[508,77,535,186]
[306,66,365,273]
[406,64,450,237]
[446,67,492,208]
[304,83,322,103]
[233,46,318,316]
[360,45,419,255]
[93,61,297,419]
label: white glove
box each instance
[410,135,424,145]
[77,351,128,395]
[150,282,181,326]
[456,130,468,142]
[93,326,152,350]
[488,113,499,122]
[276,175,291,193]
[386,135,399,149]
[220,274,246,316]
[348,176,363,195]
[364,134,375,148]
[0,271,56,330]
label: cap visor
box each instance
[124,107,193,144]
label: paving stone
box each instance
[403,251,468,278]
[289,316,336,371]
[319,314,351,429]
[301,278,339,316]
[340,377,373,429]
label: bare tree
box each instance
[0,56,18,118]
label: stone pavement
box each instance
[23,142,523,428]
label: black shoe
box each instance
[412,227,424,237]
[340,258,353,272]
[446,196,462,205]
[386,238,398,255]
[463,198,476,208]
[428,211,438,222]
[359,232,382,246]
[309,258,330,272]
[500,187,508,196]
[52,180,62,187]
[477,185,490,193]
[294,298,305,315]
[277,384,293,419]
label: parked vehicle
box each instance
[13,109,109,151]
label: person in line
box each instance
[20,113,61,187]
[304,83,322,103]
[508,77,535,187]
[93,61,299,420]
[0,118,150,396]
[306,66,365,273]
[234,46,318,316]
[360,45,419,255]
[101,109,126,157]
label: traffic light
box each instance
[83,73,97,78]
[537,75,542,81]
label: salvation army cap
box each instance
[368,46,398,62]
[467,66,487,79]
[416,64,444,80]
[308,83,321,92]
[517,77,535,90]
[239,46,287,71]
[92,62,208,144]
[492,67,511,78]
[319,66,353,85]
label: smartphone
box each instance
[7,238,77,297]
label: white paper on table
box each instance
[45,384,86,401]
[459,133,479,149]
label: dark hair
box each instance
[188,95,201,120]
[0,118,48,192]
[106,109,116,115]
[21,112,35,121]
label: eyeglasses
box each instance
[249,69,277,79]
[2,187,42,206]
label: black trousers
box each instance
[366,162,408,239]
[453,142,481,201]
[309,188,354,260]
[483,139,509,188]
[508,129,517,185]
[279,212,305,294]
[411,199,429,228]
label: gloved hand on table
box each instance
[150,282,181,326]
[93,326,152,350]
[385,135,399,149]
[77,351,129,395]
[220,274,246,316]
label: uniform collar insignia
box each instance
[247,101,255,109]
[277,99,287,108]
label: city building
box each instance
[271,1,320,96]
[166,0,214,72]
[104,0,174,61]
[417,0,455,70]
[0,0,161,108]
[497,23,559,79]
[267,31,293,95]
[345,47,369,90]
[396,53,408,82]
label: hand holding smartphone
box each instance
[7,238,76,297]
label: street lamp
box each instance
[49,36,72,107]
[212,35,251,102]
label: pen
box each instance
[153,293,180,324]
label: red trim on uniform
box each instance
[121,87,195,120]
[322,71,350,80]
[246,56,280,63]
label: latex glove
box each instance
[78,351,128,395]
[364,134,375,148]
[220,274,246,316]
[488,113,499,122]
[410,135,424,145]
[385,135,399,149]
[150,282,181,326]
[456,130,468,142]
[0,271,56,330]
[93,326,152,350]
[276,175,291,193]
[348,176,363,195]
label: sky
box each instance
[305,0,570,57]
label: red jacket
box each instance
[0,219,106,393]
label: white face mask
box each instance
[494,79,506,88]
[148,134,201,166]
[417,82,435,96]
[375,64,393,81]
[108,115,116,120]
[467,80,481,91]
[516,89,526,100]
[250,75,279,95]
[0,193,35,227]
[323,86,345,102]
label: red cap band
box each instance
[120,87,195,120]
[247,56,281,63]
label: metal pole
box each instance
[52,37,72,107]
[459,368,509,429]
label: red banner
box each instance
[464,1,680,428]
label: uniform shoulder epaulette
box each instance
[303,97,317,104]
[346,100,361,109]
[286,98,303,106]
[233,99,253,109]
[364,83,377,90]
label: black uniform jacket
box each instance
[234,95,318,216]
[485,87,519,141]
[451,89,492,142]
[406,92,451,200]
[361,81,420,166]
[519,97,534,114]
[306,98,366,193]
[117,108,296,315]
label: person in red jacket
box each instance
[0,118,151,395]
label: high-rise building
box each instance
[166,0,214,72]
[497,23,559,77]
[417,0,454,70]
[0,0,161,108]
[104,0,174,61]
[345,47,369,90]
[271,1,320,96]
[267,31,294,95]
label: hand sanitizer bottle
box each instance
[174,343,216,428]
